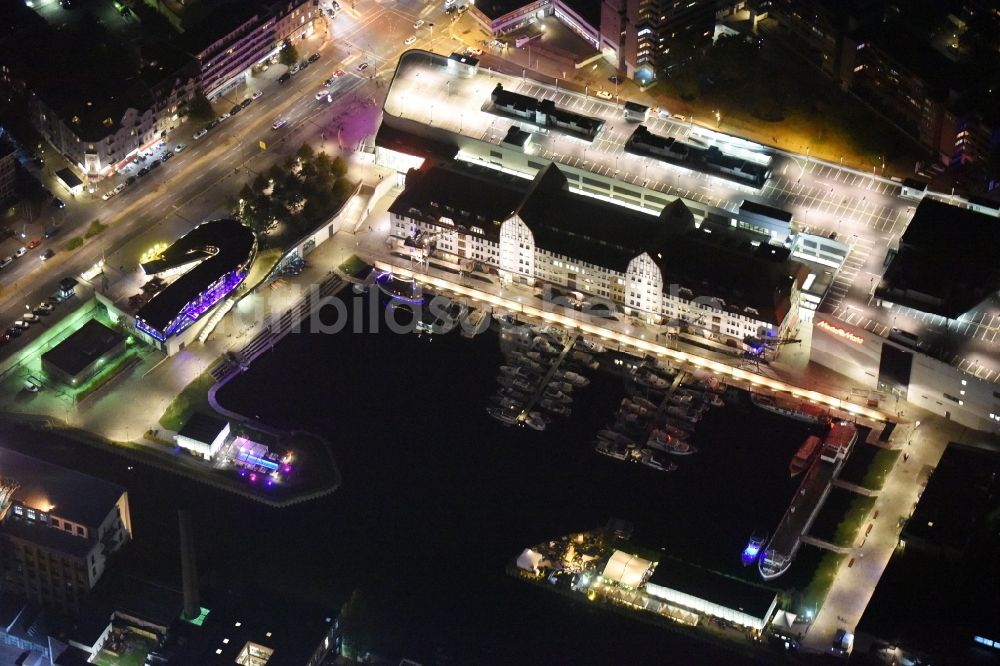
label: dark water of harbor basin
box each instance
[11,290,821,665]
[215,291,823,663]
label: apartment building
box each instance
[389,160,805,344]
[600,0,719,79]
[0,447,132,614]
[0,139,15,202]
[27,49,200,181]
[755,0,999,167]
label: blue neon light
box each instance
[244,454,279,471]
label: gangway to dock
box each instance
[831,478,878,497]
[517,332,577,423]
[800,535,857,555]
[638,371,687,445]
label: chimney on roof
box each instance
[178,509,200,620]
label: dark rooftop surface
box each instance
[388,161,527,243]
[647,555,777,618]
[562,0,601,29]
[180,0,266,55]
[878,198,1000,318]
[41,319,124,378]
[153,588,331,665]
[137,218,256,333]
[518,165,801,324]
[55,168,82,190]
[375,122,459,162]
[176,413,228,444]
[858,444,1000,660]
[11,17,196,140]
[739,199,793,223]
[0,445,124,528]
[473,0,539,20]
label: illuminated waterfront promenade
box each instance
[370,257,892,425]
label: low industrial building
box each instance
[134,218,257,353]
[0,446,133,614]
[40,319,125,386]
[174,414,231,461]
[389,159,806,345]
[644,557,778,632]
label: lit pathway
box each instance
[368,256,894,425]
[801,415,954,653]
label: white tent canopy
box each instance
[516,548,545,573]
[601,550,653,588]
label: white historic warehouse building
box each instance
[388,160,807,345]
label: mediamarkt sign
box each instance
[816,320,864,344]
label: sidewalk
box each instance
[801,408,959,652]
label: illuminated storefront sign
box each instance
[816,320,864,344]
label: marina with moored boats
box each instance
[591,361,728,473]
[487,317,600,431]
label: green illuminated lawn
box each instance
[92,631,158,666]
[158,372,215,431]
[861,449,900,492]
[802,551,845,614]
[339,254,370,278]
[832,495,877,547]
